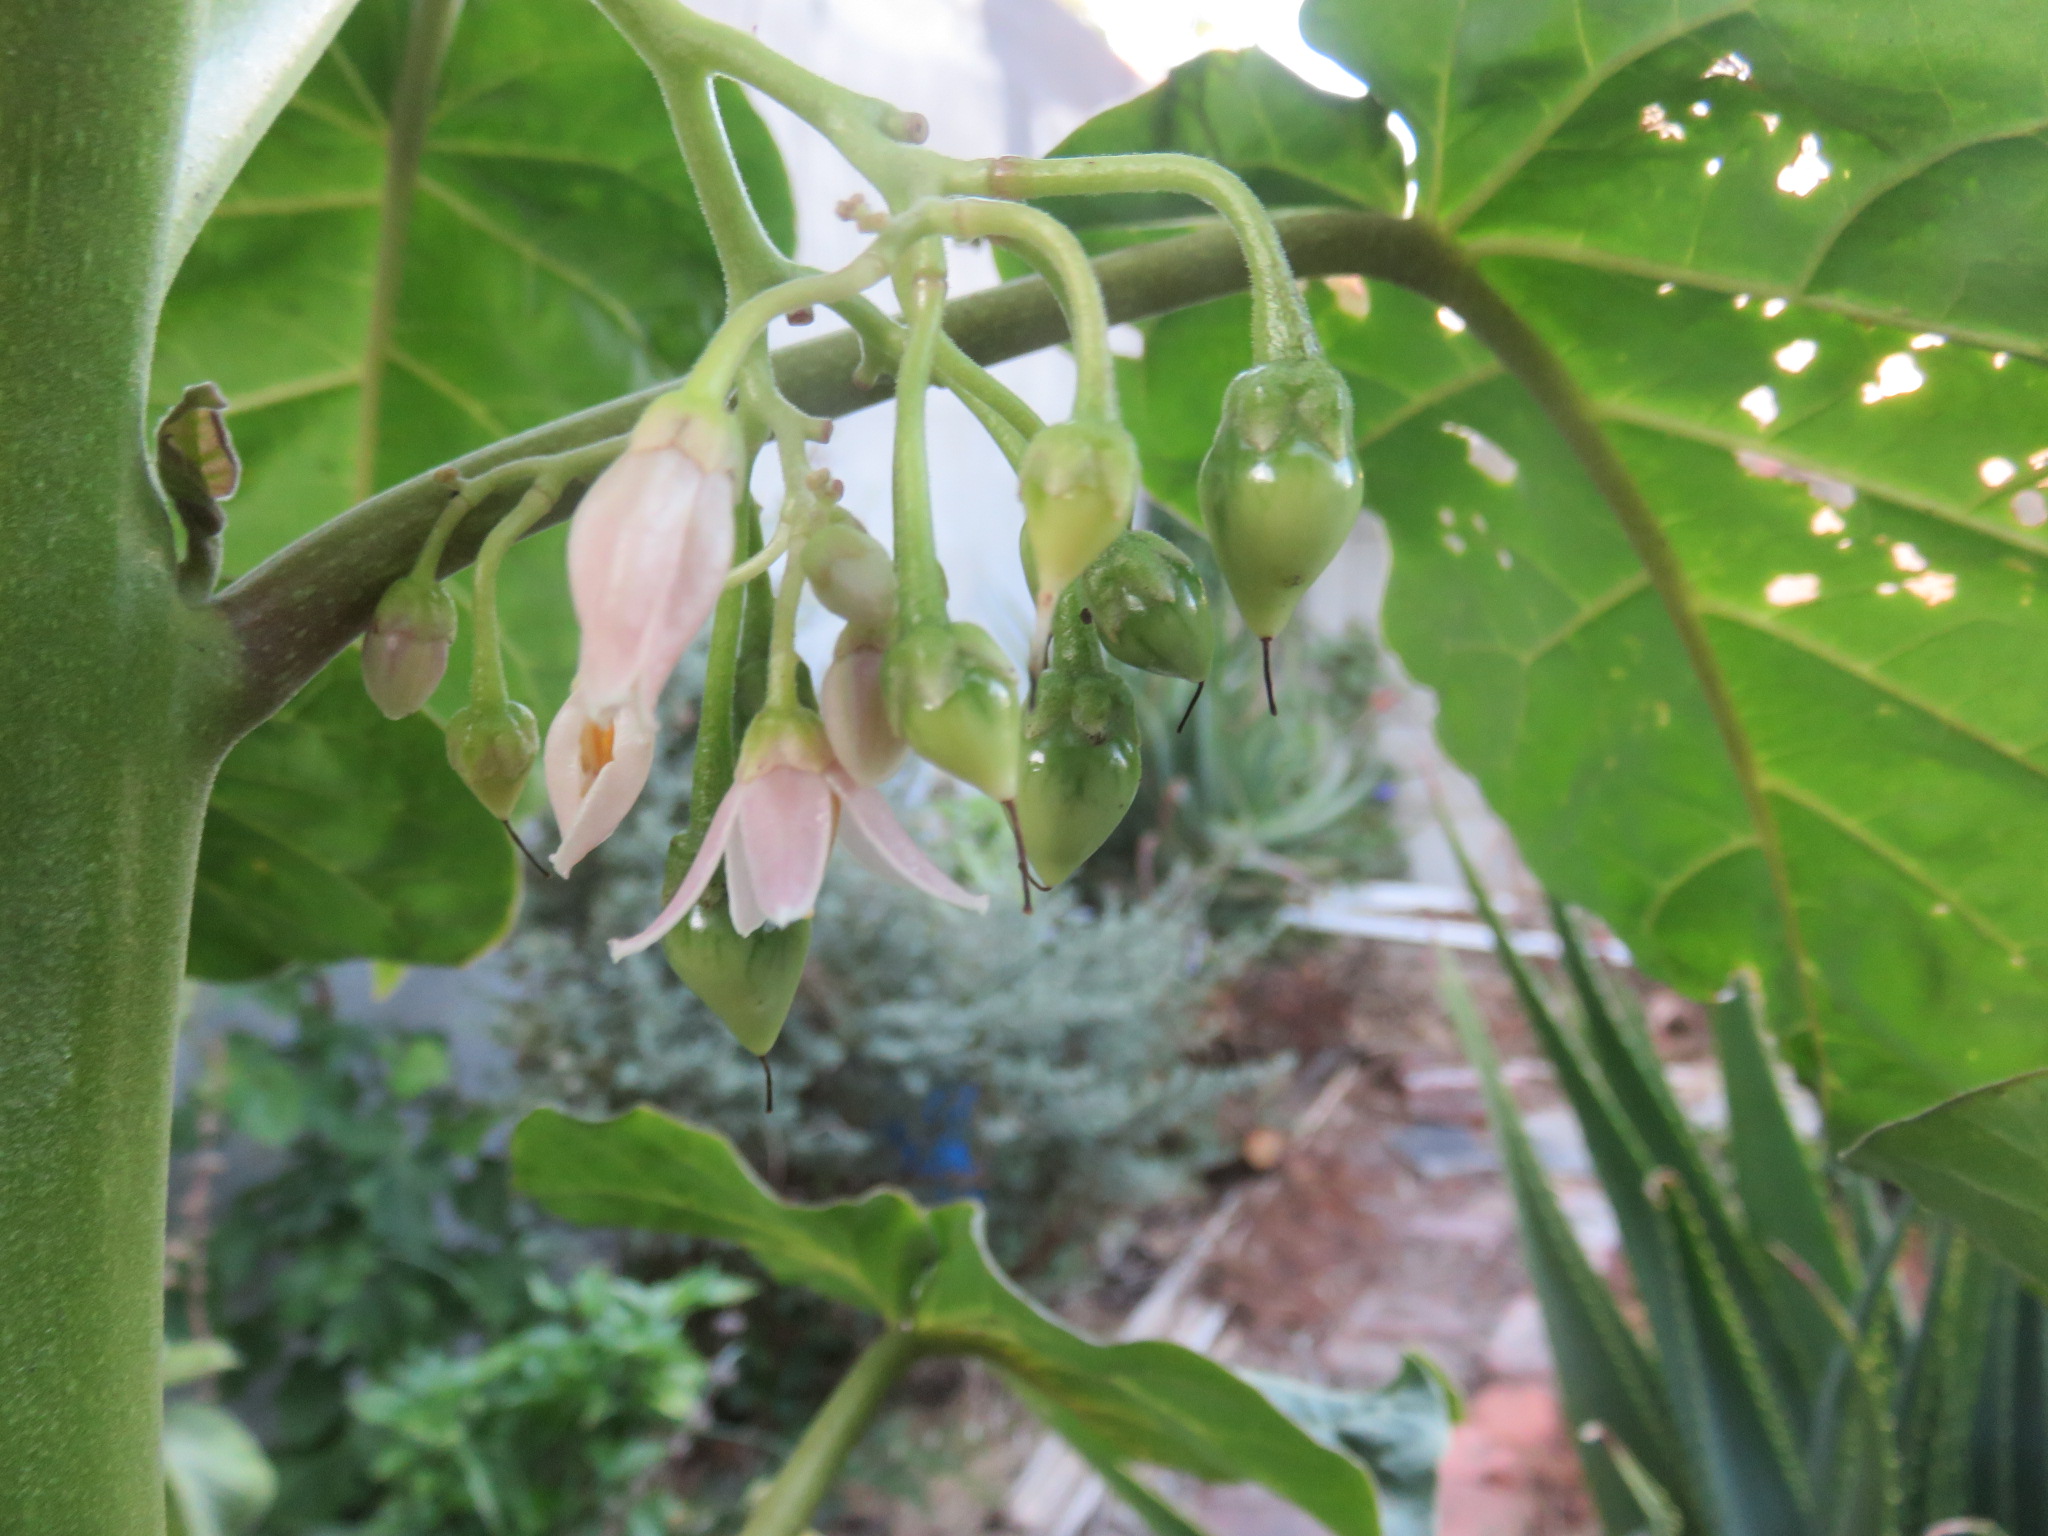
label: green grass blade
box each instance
[1552,901,1829,1407]
[1897,1231,1996,1534]
[1804,1202,1909,1536]
[1645,1170,1812,1536]
[1714,974,1851,1301]
[1577,1423,1682,1536]
[1438,952,1686,1532]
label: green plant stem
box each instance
[686,499,757,835]
[735,1329,925,1536]
[988,152,1314,360]
[890,245,951,631]
[590,0,943,205]
[664,68,790,300]
[213,206,1417,739]
[354,0,465,502]
[688,261,895,409]
[942,197,1116,422]
[468,479,560,706]
[0,2,208,1530]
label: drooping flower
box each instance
[819,632,906,786]
[607,708,986,959]
[545,396,738,874]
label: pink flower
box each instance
[819,636,906,786]
[608,710,987,959]
[545,399,738,874]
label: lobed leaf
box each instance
[1062,0,2048,1270]
[511,1107,934,1324]
[157,0,791,715]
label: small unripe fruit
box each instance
[1020,419,1140,608]
[1198,359,1363,640]
[1016,655,1141,888]
[882,621,1021,802]
[1080,530,1213,683]
[445,698,539,818]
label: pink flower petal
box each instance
[606,785,744,959]
[732,766,835,930]
[550,700,655,876]
[542,688,592,843]
[632,466,734,714]
[821,645,906,786]
[569,446,697,707]
[828,770,989,914]
[724,825,768,937]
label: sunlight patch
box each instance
[1861,353,1925,404]
[1776,133,1830,195]
[1775,339,1818,373]
[1442,423,1518,484]
[1765,573,1820,607]
[1739,385,1780,426]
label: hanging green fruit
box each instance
[882,620,1021,802]
[661,874,811,1056]
[445,698,539,819]
[1080,530,1213,684]
[1019,418,1141,612]
[1198,359,1362,661]
[1015,594,1142,887]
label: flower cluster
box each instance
[358,119,1365,1064]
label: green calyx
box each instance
[801,513,896,634]
[661,837,812,1055]
[361,571,458,719]
[737,704,834,780]
[882,620,1021,802]
[1016,621,1142,888]
[1079,530,1213,682]
[444,697,539,819]
[1197,359,1363,640]
[1019,418,1140,606]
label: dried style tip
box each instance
[1177,679,1205,734]
[1261,637,1278,716]
[503,821,553,879]
[1002,799,1036,914]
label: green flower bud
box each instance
[1197,359,1363,639]
[882,621,1021,802]
[445,698,539,819]
[1016,654,1142,888]
[362,572,457,719]
[661,865,811,1055]
[1079,530,1213,682]
[1020,419,1140,606]
[801,514,896,633]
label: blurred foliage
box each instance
[170,983,561,1532]
[505,722,1282,1273]
[351,1266,749,1536]
[1448,887,2048,1536]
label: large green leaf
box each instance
[1061,15,2048,1273]
[189,656,517,979]
[1848,1072,2048,1291]
[916,1204,1381,1536]
[513,1106,1388,1534]
[156,0,790,713]
[511,1107,935,1323]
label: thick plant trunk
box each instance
[0,3,207,1530]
